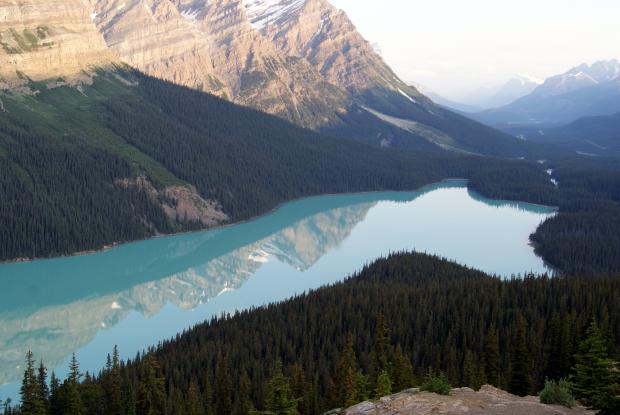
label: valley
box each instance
[0,181,555,400]
[0,0,619,413]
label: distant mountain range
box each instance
[462,75,543,110]
[473,59,620,129]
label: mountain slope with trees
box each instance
[2,252,619,414]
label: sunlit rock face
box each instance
[87,0,426,129]
[250,0,424,101]
[0,0,115,88]
[90,0,349,129]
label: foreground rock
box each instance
[334,385,593,415]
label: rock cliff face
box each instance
[88,0,431,129]
[252,0,420,100]
[90,0,349,128]
[0,0,115,87]
[335,386,593,415]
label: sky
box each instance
[330,0,620,102]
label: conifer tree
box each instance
[261,361,298,415]
[186,380,203,415]
[65,353,85,415]
[124,382,136,415]
[374,370,392,399]
[392,344,414,392]
[508,316,532,397]
[371,314,391,387]
[236,371,254,415]
[572,321,619,410]
[354,371,369,403]
[20,351,46,415]
[462,350,477,389]
[169,388,185,415]
[37,361,49,412]
[49,372,62,415]
[331,334,358,407]
[215,360,233,415]
[104,346,123,415]
[483,326,500,387]
[136,354,166,415]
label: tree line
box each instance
[2,252,618,414]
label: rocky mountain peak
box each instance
[532,59,620,98]
[0,0,115,88]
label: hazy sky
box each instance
[330,0,620,101]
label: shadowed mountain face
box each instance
[538,112,620,156]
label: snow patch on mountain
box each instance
[243,0,306,30]
[180,7,200,22]
[398,88,417,104]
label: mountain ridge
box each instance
[473,59,620,129]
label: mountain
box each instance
[540,112,620,156]
[484,75,542,108]
[0,0,552,262]
[0,0,115,87]
[79,0,522,155]
[411,83,483,113]
[461,75,542,110]
[473,60,620,129]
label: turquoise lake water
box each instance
[0,180,556,400]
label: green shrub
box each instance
[420,369,451,396]
[539,378,575,408]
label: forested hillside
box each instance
[3,253,619,414]
[470,155,620,274]
[1,69,619,275]
[0,69,552,263]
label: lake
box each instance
[0,180,555,400]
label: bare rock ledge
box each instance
[327,385,593,415]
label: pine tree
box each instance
[261,361,298,415]
[49,372,62,415]
[37,361,49,412]
[124,382,136,415]
[392,344,414,392]
[236,371,254,415]
[354,371,369,403]
[65,353,85,415]
[462,350,477,389]
[215,360,233,415]
[20,351,46,415]
[371,314,391,387]
[508,316,532,397]
[331,334,358,407]
[169,388,185,415]
[105,346,123,415]
[136,354,166,415]
[572,321,619,410]
[374,370,392,399]
[186,380,203,415]
[483,326,500,387]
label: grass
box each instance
[1,71,185,188]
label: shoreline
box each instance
[0,178,558,266]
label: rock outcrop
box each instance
[0,0,115,87]
[90,0,349,129]
[335,386,593,415]
[254,0,420,99]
